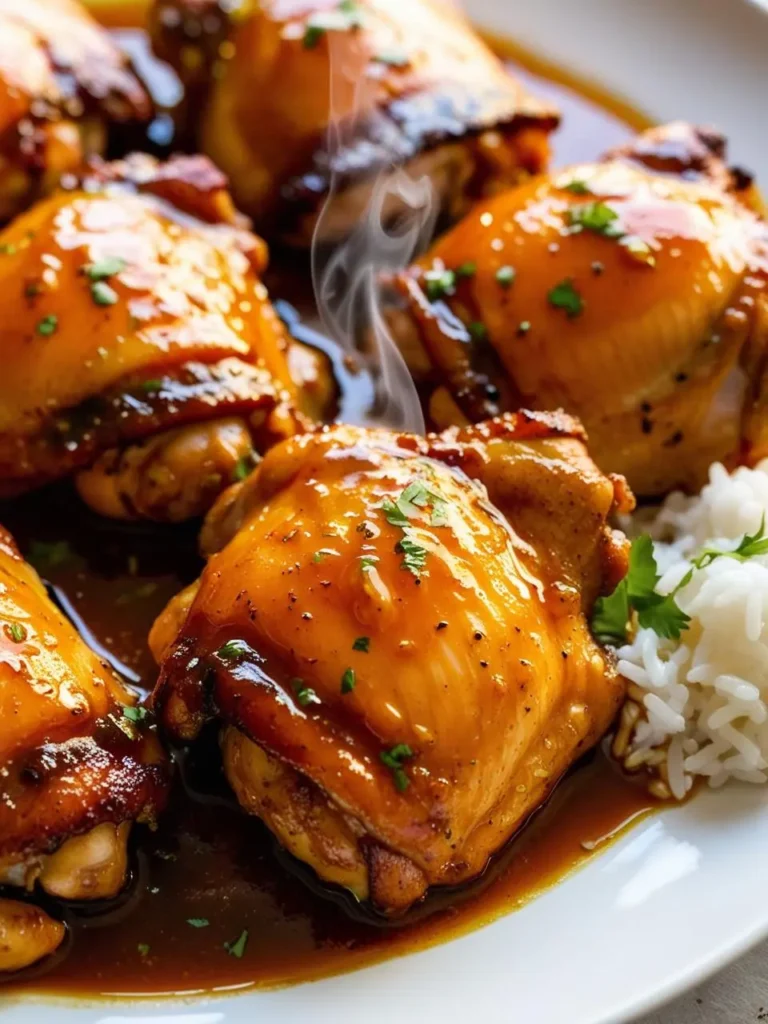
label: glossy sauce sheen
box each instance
[1,18,654,998]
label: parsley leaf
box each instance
[341,667,356,694]
[566,201,622,238]
[217,639,250,659]
[187,917,209,928]
[562,179,591,195]
[380,743,414,791]
[85,257,126,281]
[37,314,58,336]
[424,268,456,302]
[548,279,584,318]
[123,705,149,724]
[7,622,26,643]
[397,536,428,576]
[91,281,119,306]
[292,678,319,707]
[692,515,768,569]
[224,929,249,958]
[137,943,150,957]
[352,636,370,652]
[591,535,691,645]
[232,452,258,482]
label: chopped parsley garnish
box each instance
[0,243,17,255]
[187,918,209,928]
[313,548,338,563]
[84,257,126,281]
[468,321,488,342]
[548,279,584,318]
[495,265,516,288]
[566,201,622,238]
[691,515,768,568]
[217,639,250,659]
[360,554,379,571]
[591,535,690,644]
[37,314,58,336]
[424,268,456,302]
[341,667,356,694]
[140,379,163,393]
[224,929,249,958]
[292,678,319,707]
[232,452,258,482]
[91,281,118,306]
[303,23,324,47]
[137,943,150,957]
[352,636,370,652]
[123,705,149,724]
[562,179,591,195]
[396,536,428,576]
[380,743,414,791]
[7,623,26,643]
[456,261,477,278]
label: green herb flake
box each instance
[341,667,356,694]
[397,536,428,576]
[217,639,250,660]
[495,265,516,288]
[292,678,319,707]
[232,452,258,482]
[468,321,488,342]
[380,743,414,791]
[455,261,477,279]
[547,279,584,318]
[91,281,119,306]
[692,515,768,569]
[187,917,210,928]
[36,314,58,336]
[591,534,691,645]
[566,201,622,238]
[0,243,17,255]
[360,554,379,571]
[303,22,325,47]
[352,636,370,653]
[562,179,591,195]
[137,943,150,957]
[224,929,249,959]
[424,269,456,302]
[85,257,126,281]
[7,622,26,643]
[123,705,149,724]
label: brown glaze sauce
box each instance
[1,9,656,1000]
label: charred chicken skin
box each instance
[150,0,559,246]
[150,413,630,914]
[0,526,168,971]
[0,0,152,224]
[0,152,331,521]
[388,122,768,497]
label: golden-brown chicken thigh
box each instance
[0,525,169,971]
[0,153,330,521]
[0,0,152,223]
[150,413,630,913]
[388,122,768,497]
[150,0,559,246]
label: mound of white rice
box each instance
[615,458,768,800]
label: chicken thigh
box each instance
[0,153,331,521]
[387,122,768,497]
[0,0,152,223]
[150,413,630,913]
[0,525,169,971]
[150,0,559,246]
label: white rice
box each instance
[615,458,768,799]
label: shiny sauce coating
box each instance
[1,16,655,999]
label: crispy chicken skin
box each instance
[150,413,630,913]
[149,0,559,246]
[388,122,768,497]
[0,0,152,224]
[0,526,169,970]
[0,153,331,521]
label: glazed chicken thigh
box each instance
[388,122,768,497]
[0,153,330,521]
[150,0,559,246]
[0,0,152,223]
[0,526,168,971]
[150,413,630,913]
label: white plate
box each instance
[3,1,768,1022]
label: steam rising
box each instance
[311,35,435,433]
